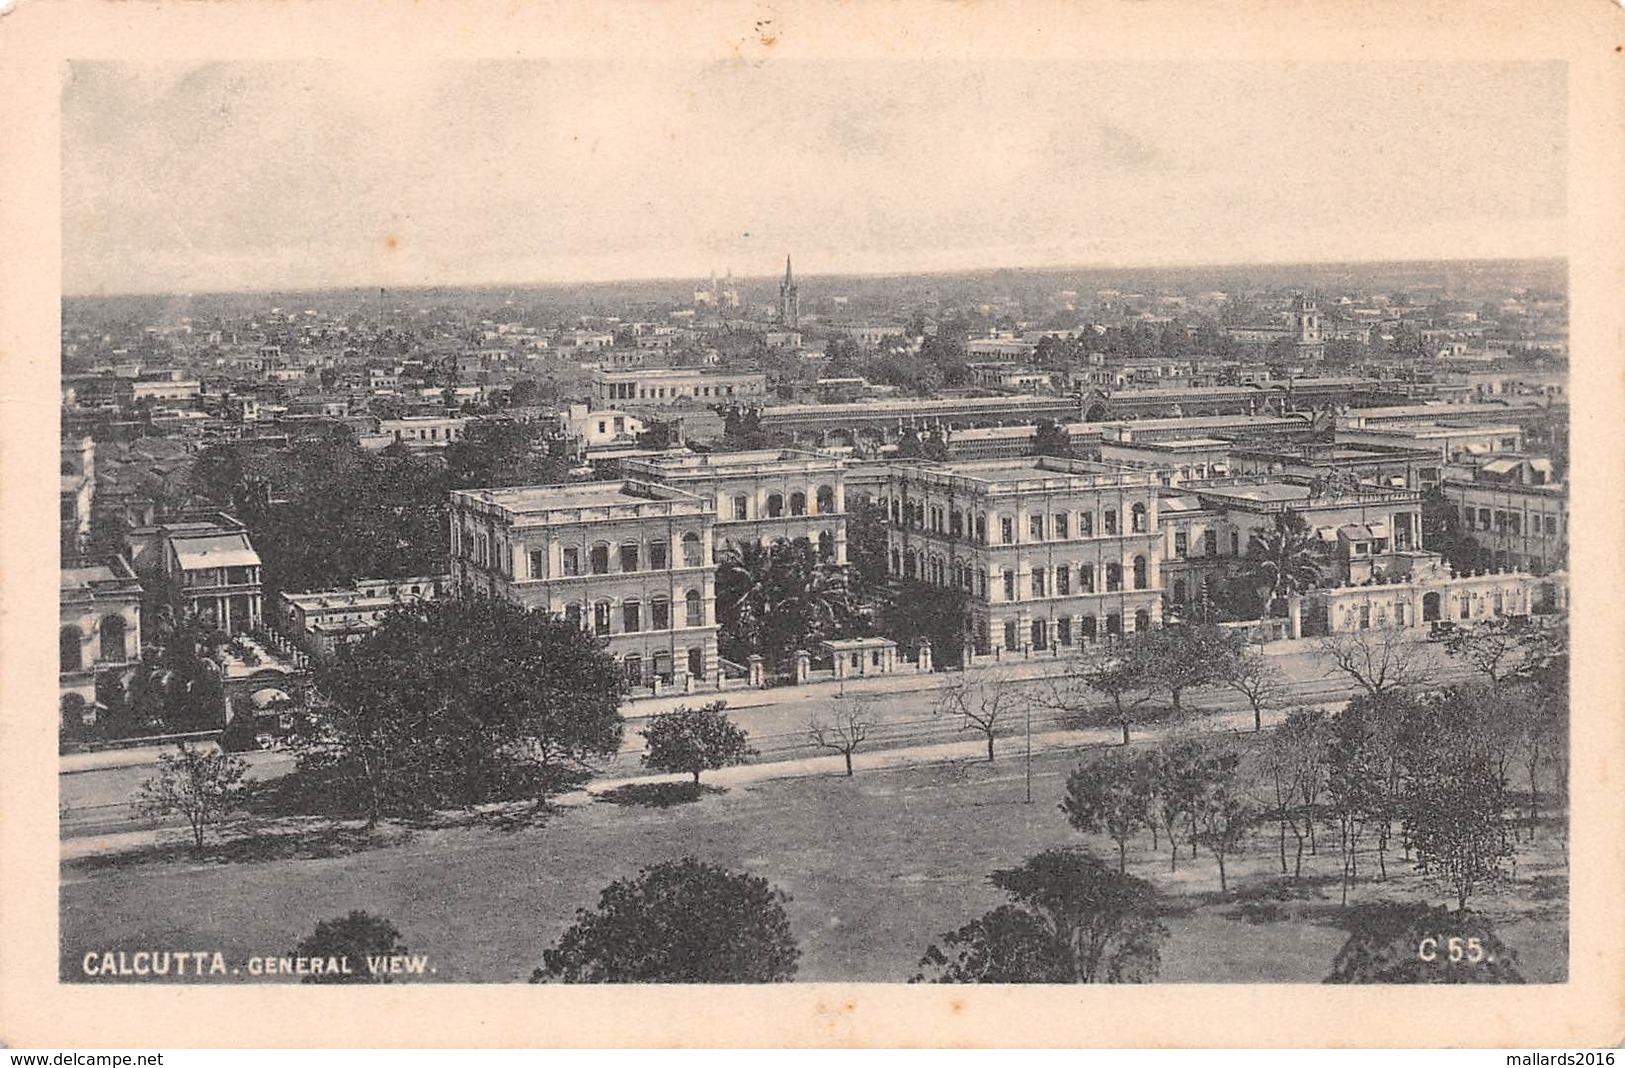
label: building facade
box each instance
[448,480,719,688]
[877,457,1165,655]
[159,520,264,634]
[625,449,848,563]
[280,575,448,658]
[590,368,768,408]
[60,556,144,708]
[1442,456,1568,573]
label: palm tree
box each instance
[715,539,856,670]
[1243,509,1326,617]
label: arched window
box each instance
[99,615,127,663]
[650,596,671,630]
[1080,564,1095,593]
[564,603,583,629]
[589,542,610,575]
[1104,510,1118,535]
[816,485,836,515]
[681,531,703,567]
[1134,609,1150,632]
[624,655,643,685]
[619,542,640,572]
[950,509,963,537]
[622,599,641,633]
[1131,502,1147,533]
[1132,555,1148,590]
[732,494,749,520]
[890,548,901,574]
[60,626,82,673]
[767,493,785,518]
[1105,612,1122,636]
[818,530,835,560]
[891,499,901,524]
[975,515,987,543]
[1106,563,1122,592]
[904,549,917,579]
[790,491,807,516]
[593,600,612,635]
[1081,615,1098,641]
[687,647,705,679]
[684,589,704,627]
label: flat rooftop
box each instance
[453,479,708,516]
[1200,483,1311,504]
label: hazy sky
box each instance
[62,60,1566,295]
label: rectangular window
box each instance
[1081,564,1095,593]
[1104,510,1118,535]
[1056,566,1071,595]
[649,541,668,570]
[620,543,639,572]
[1003,621,1019,651]
[1001,517,1014,544]
[622,602,641,632]
[733,495,749,521]
[1056,618,1072,646]
[1003,571,1017,601]
[593,602,611,635]
[1545,515,1558,536]
[1174,531,1188,557]
[1029,515,1044,541]
[529,549,545,579]
[1055,514,1069,540]
[1080,513,1093,537]
[1203,530,1217,556]
[651,599,670,630]
[685,596,704,627]
[1031,569,1047,598]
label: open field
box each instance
[61,737,1567,984]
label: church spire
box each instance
[784,255,793,286]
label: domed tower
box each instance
[1292,293,1324,360]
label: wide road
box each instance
[59,638,1470,838]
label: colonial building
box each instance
[877,457,1165,655]
[448,480,719,689]
[1286,555,1567,637]
[1442,456,1568,573]
[1155,478,1425,617]
[590,367,768,408]
[280,575,448,658]
[60,556,143,709]
[164,523,263,633]
[60,436,95,556]
[624,448,848,563]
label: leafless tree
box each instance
[1222,650,1289,732]
[1317,626,1439,698]
[808,700,874,777]
[934,668,1027,762]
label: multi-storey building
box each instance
[60,556,144,708]
[877,457,1165,655]
[1442,456,1567,573]
[280,575,447,658]
[1155,478,1425,616]
[448,480,719,688]
[624,449,848,563]
[590,368,767,408]
[163,522,264,634]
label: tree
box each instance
[1192,775,1254,894]
[1137,624,1242,714]
[1222,648,1288,732]
[640,701,755,785]
[309,597,625,823]
[1061,751,1152,872]
[292,911,410,984]
[915,849,1166,983]
[715,539,859,673]
[934,669,1024,761]
[808,701,873,777]
[445,419,571,489]
[877,582,968,670]
[1253,708,1330,879]
[534,859,799,982]
[1032,419,1074,458]
[132,741,249,852]
[1440,616,1542,691]
[1326,903,1524,984]
[843,498,891,596]
[1239,509,1325,616]
[1144,735,1237,873]
[1403,754,1514,911]
[1317,626,1438,698]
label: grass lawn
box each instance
[61,745,1568,984]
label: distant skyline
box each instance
[63,60,1567,296]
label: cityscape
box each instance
[56,60,1570,988]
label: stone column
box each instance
[748,654,765,689]
[794,649,811,685]
[916,639,932,673]
[1287,595,1303,641]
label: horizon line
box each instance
[61,253,1569,302]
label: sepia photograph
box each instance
[4,0,1624,1052]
